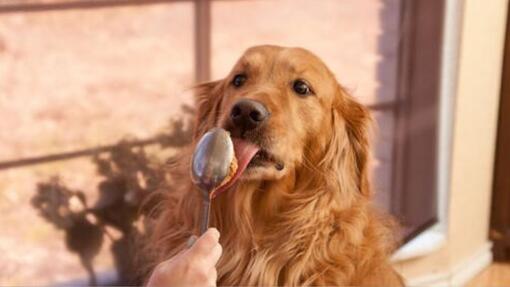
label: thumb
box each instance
[186,228,221,263]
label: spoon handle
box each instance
[199,199,211,235]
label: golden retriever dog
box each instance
[144,45,404,286]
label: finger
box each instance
[186,228,220,259]
[208,242,222,266]
[208,267,218,287]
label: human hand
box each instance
[146,228,222,287]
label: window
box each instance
[0,0,445,284]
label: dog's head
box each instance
[194,45,372,197]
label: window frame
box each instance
[394,0,462,260]
[490,0,510,262]
[391,0,444,242]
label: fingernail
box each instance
[208,228,220,240]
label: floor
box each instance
[467,263,510,287]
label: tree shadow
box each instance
[31,105,195,286]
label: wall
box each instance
[396,0,508,285]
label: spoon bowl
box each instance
[190,128,235,235]
[191,128,235,197]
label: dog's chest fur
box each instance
[211,180,377,286]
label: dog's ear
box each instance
[342,89,373,198]
[193,80,224,139]
[325,85,373,198]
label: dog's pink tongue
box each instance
[212,138,259,197]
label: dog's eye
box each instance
[293,80,313,96]
[232,74,247,87]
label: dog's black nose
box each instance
[230,99,269,131]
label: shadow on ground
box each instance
[31,106,194,286]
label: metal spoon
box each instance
[191,128,234,235]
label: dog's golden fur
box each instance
[143,45,404,286]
